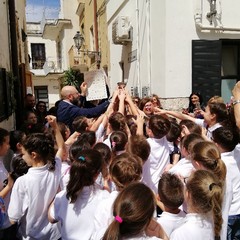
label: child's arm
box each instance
[0,174,14,199]
[124,89,139,116]
[48,201,58,223]
[117,89,126,115]
[132,114,145,136]
[46,115,65,160]
[155,109,196,122]
[89,114,105,132]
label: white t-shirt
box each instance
[234,143,240,171]
[194,119,221,139]
[8,157,62,240]
[168,158,194,178]
[91,231,161,240]
[170,213,214,240]
[143,137,170,193]
[95,123,105,142]
[94,190,119,233]
[221,151,240,215]
[60,161,70,190]
[49,184,110,240]
[157,210,186,237]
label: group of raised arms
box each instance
[0,81,240,240]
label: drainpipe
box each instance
[147,0,151,96]
[93,0,100,69]
[136,0,141,97]
[8,0,22,129]
[194,1,240,32]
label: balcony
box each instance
[42,19,71,41]
[30,57,64,75]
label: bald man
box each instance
[57,85,109,132]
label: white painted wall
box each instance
[33,76,60,108]
[27,23,58,75]
[107,0,240,100]
[60,0,80,69]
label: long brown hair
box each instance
[102,182,155,240]
[186,170,223,238]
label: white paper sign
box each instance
[84,69,108,101]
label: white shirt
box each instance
[60,161,70,190]
[91,231,161,240]
[170,213,214,240]
[194,119,222,140]
[221,151,240,215]
[168,157,194,178]
[95,123,105,142]
[94,190,119,234]
[8,157,61,240]
[234,143,240,171]
[157,210,186,237]
[143,137,170,193]
[50,185,110,240]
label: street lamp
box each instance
[73,31,84,54]
[73,31,101,68]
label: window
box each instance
[31,43,46,69]
[192,40,222,103]
[192,39,240,103]
[34,86,49,109]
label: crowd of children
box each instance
[0,82,240,240]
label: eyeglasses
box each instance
[38,105,46,108]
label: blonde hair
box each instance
[186,170,223,238]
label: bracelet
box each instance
[233,100,240,105]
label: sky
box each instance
[26,0,60,22]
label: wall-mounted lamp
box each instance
[73,31,101,68]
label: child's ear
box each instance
[31,151,37,159]
[16,142,22,151]
[147,128,153,137]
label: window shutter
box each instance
[192,40,222,103]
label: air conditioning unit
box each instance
[112,16,132,45]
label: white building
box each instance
[27,0,86,109]
[107,0,240,109]
[27,21,64,108]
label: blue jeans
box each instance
[227,214,240,240]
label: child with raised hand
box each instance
[143,115,171,193]
[8,115,64,239]
[156,102,228,140]
[171,170,223,240]
[157,173,186,237]
[101,182,168,240]
[49,149,110,240]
